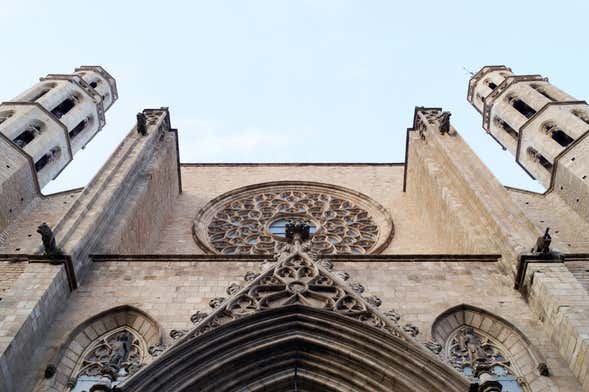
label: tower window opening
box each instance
[13,123,42,148]
[34,146,61,172]
[572,109,589,126]
[495,118,518,139]
[545,123,574,147]
[527,147,553,171]
[510,97,536,119]
[51,96,78,119]
[0,110,14,125]
[89,79,100,89]
[486,80,497,90]
[28,89,50,102]
[69,118,89,139]
[531,84,556,101]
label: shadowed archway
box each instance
[119,305,473,392]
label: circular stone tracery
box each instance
[193,182,394,255]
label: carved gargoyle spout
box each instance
[36,222,64,256]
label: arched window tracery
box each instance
[70,327,146,392]
[446,326,526,391]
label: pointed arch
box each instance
[120,305,472,392]
[432,304,547,391]
[37,305,163,392]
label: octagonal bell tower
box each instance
[0,66,117,230]
[468,65,589,220]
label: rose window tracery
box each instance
[193,182,394,255]
[447,327,526,392]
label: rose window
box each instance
[193,182,394,255]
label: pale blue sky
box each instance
[1,1,588,194]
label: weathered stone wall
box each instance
[156,163,475,255]
[0,189,83,255]
[506,187,589,253]
[26,257,581,391]
[0,260,26,299]
[0,137,39,233]
[0,260,70,391]
[524,262,589,390]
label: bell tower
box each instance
[0,66,117,230]
[468,65,589,220]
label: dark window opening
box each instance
[0,110,15,124]
[532,85,556,101]
[89,80,99,88]
[51,97,77,119]
[573,110,589,125]
[527,147,553,171]
[551,129,574,147]
[511,98,536,119]
[69,118,88,139]
[28,89,50,102]
[35,154,51,172]
[496,118,518,139]
[13,124,41,148]
[487,82,497,90]
[545,124,574,147]
[34,147,60,172]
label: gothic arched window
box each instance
[447,326,526,391]
[70,327,147,392]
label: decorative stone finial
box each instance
[136,112,147,135]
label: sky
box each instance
[1,1,588,194]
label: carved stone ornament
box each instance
[209,297,225,309]
[349,280,365,294]
[190,311,208,324]
[173,223,409,345]
[384,309,401,324]
[244,271,259,281]
[403,323,419,337]
[72,328,144,387]
[169,329,188,340]
[334,271,350,281]
[425,340,443,355]
[226,282,242,296]
[319,259,334,271]
[364,295,382,308]
[193,182,394,256]
[148,344,166,357]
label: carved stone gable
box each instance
[178,223,406,343]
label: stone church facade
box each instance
[0,65,588,391]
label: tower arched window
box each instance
[485,79,497,90]
[34,146,61,172]
[527,146,552,171]
[572,109,589,126]
[494,117,518,139]
[13,122,42,148]
[508,96,536,119]
[89,79,100,89]
[51,95,79,119]
[530,84,556,101]
[70,327,147,392]
[446,327,526,391]
[544,123,574,147]
[69,117,91,139]
[0,110,14,125]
